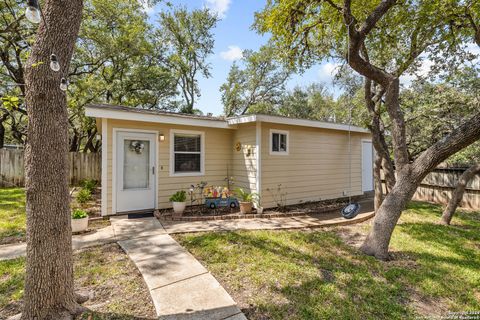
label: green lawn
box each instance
[0,188,26,244]
[175,202,480,320]
[0,187,106,245]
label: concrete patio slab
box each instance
[110,216,166,240]
[160,210,374,234]
[150,272,244,320]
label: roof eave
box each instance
[85,106,235,129]
[227,114,370,134]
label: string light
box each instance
[60,78,68,91]
[25,1,70,91]
[25,0,41,24]
[49,54,60,71]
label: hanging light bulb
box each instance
[60,78,68,91]
[50,54,60,72]
[25,0,41,24]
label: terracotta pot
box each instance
[239,201,253,214]
[71,217,88,233]
[172,202,186,216]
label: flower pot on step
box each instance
[239,201,253,214]
[172,202,186,216]
[71,217,89,233]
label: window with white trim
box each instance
[270,130,288,154]
[172,132,203,174]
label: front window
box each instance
[271,130,288,155]
[172,131,204,175]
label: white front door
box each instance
[362,140,374,192]
[116,131,156,213]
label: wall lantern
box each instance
[159,133,165,142]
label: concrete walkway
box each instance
[0,225,116,261]
[162,210,374,234]
[112,216,246,320]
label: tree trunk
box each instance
[441,163,480,225]
[0,112,7,148]
[360,174,418,260]
[22,0,84,319]
[373,153,383,212]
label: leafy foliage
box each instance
[158,7,218,113]
[72,209,88,220]
[169,190,187,202]
[220,46,291,116]
[76,189,92,205]
[235,188,258,202]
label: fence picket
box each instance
[0,149,101,187]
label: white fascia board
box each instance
[86,107,235,129]
[227,114,370,133]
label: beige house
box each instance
[86,104,373,216]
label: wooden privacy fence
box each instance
[413,167,480,210]
[383,167,480,210]
[0,149,101,187]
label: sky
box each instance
[143,0,480,116]
[144,0,341,115]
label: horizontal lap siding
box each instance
[232,124,257,194]
[260,122,370,209]
[106,119,234,213]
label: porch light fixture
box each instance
[159,133,165,142]
[25,0,41,23]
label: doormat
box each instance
[128,212,154,219]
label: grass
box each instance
[0,243,156,319]
[0,188,26,244]
[0,187,107,245]
[175,201,480,320]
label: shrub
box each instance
[169,190,187,202]
[77,188,92,204]
[235,188,258,202]
[81,179,97,193]
[72,209,88,219]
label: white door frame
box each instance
[112,128,159,214]
[361,139,374,193]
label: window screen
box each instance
[272,132,287,153]
[173,134,202,173]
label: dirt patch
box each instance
[0,243,156,320]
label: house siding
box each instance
[105,119,234,214]
[101,117,371,215]
[231,123,257,194]
[260,122,371,209]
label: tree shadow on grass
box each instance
[179,231,415,319]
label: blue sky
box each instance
[145,0,341,115]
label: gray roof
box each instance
[86,104,226,121]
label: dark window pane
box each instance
[272,133,279,152]
[175,153,201,172]
[174,135,201,152]
[280,134,287,152]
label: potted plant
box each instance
[235,188,258,214]
[71,209,89,233]
[170,190,187,216]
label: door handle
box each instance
[152,166,155,175]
